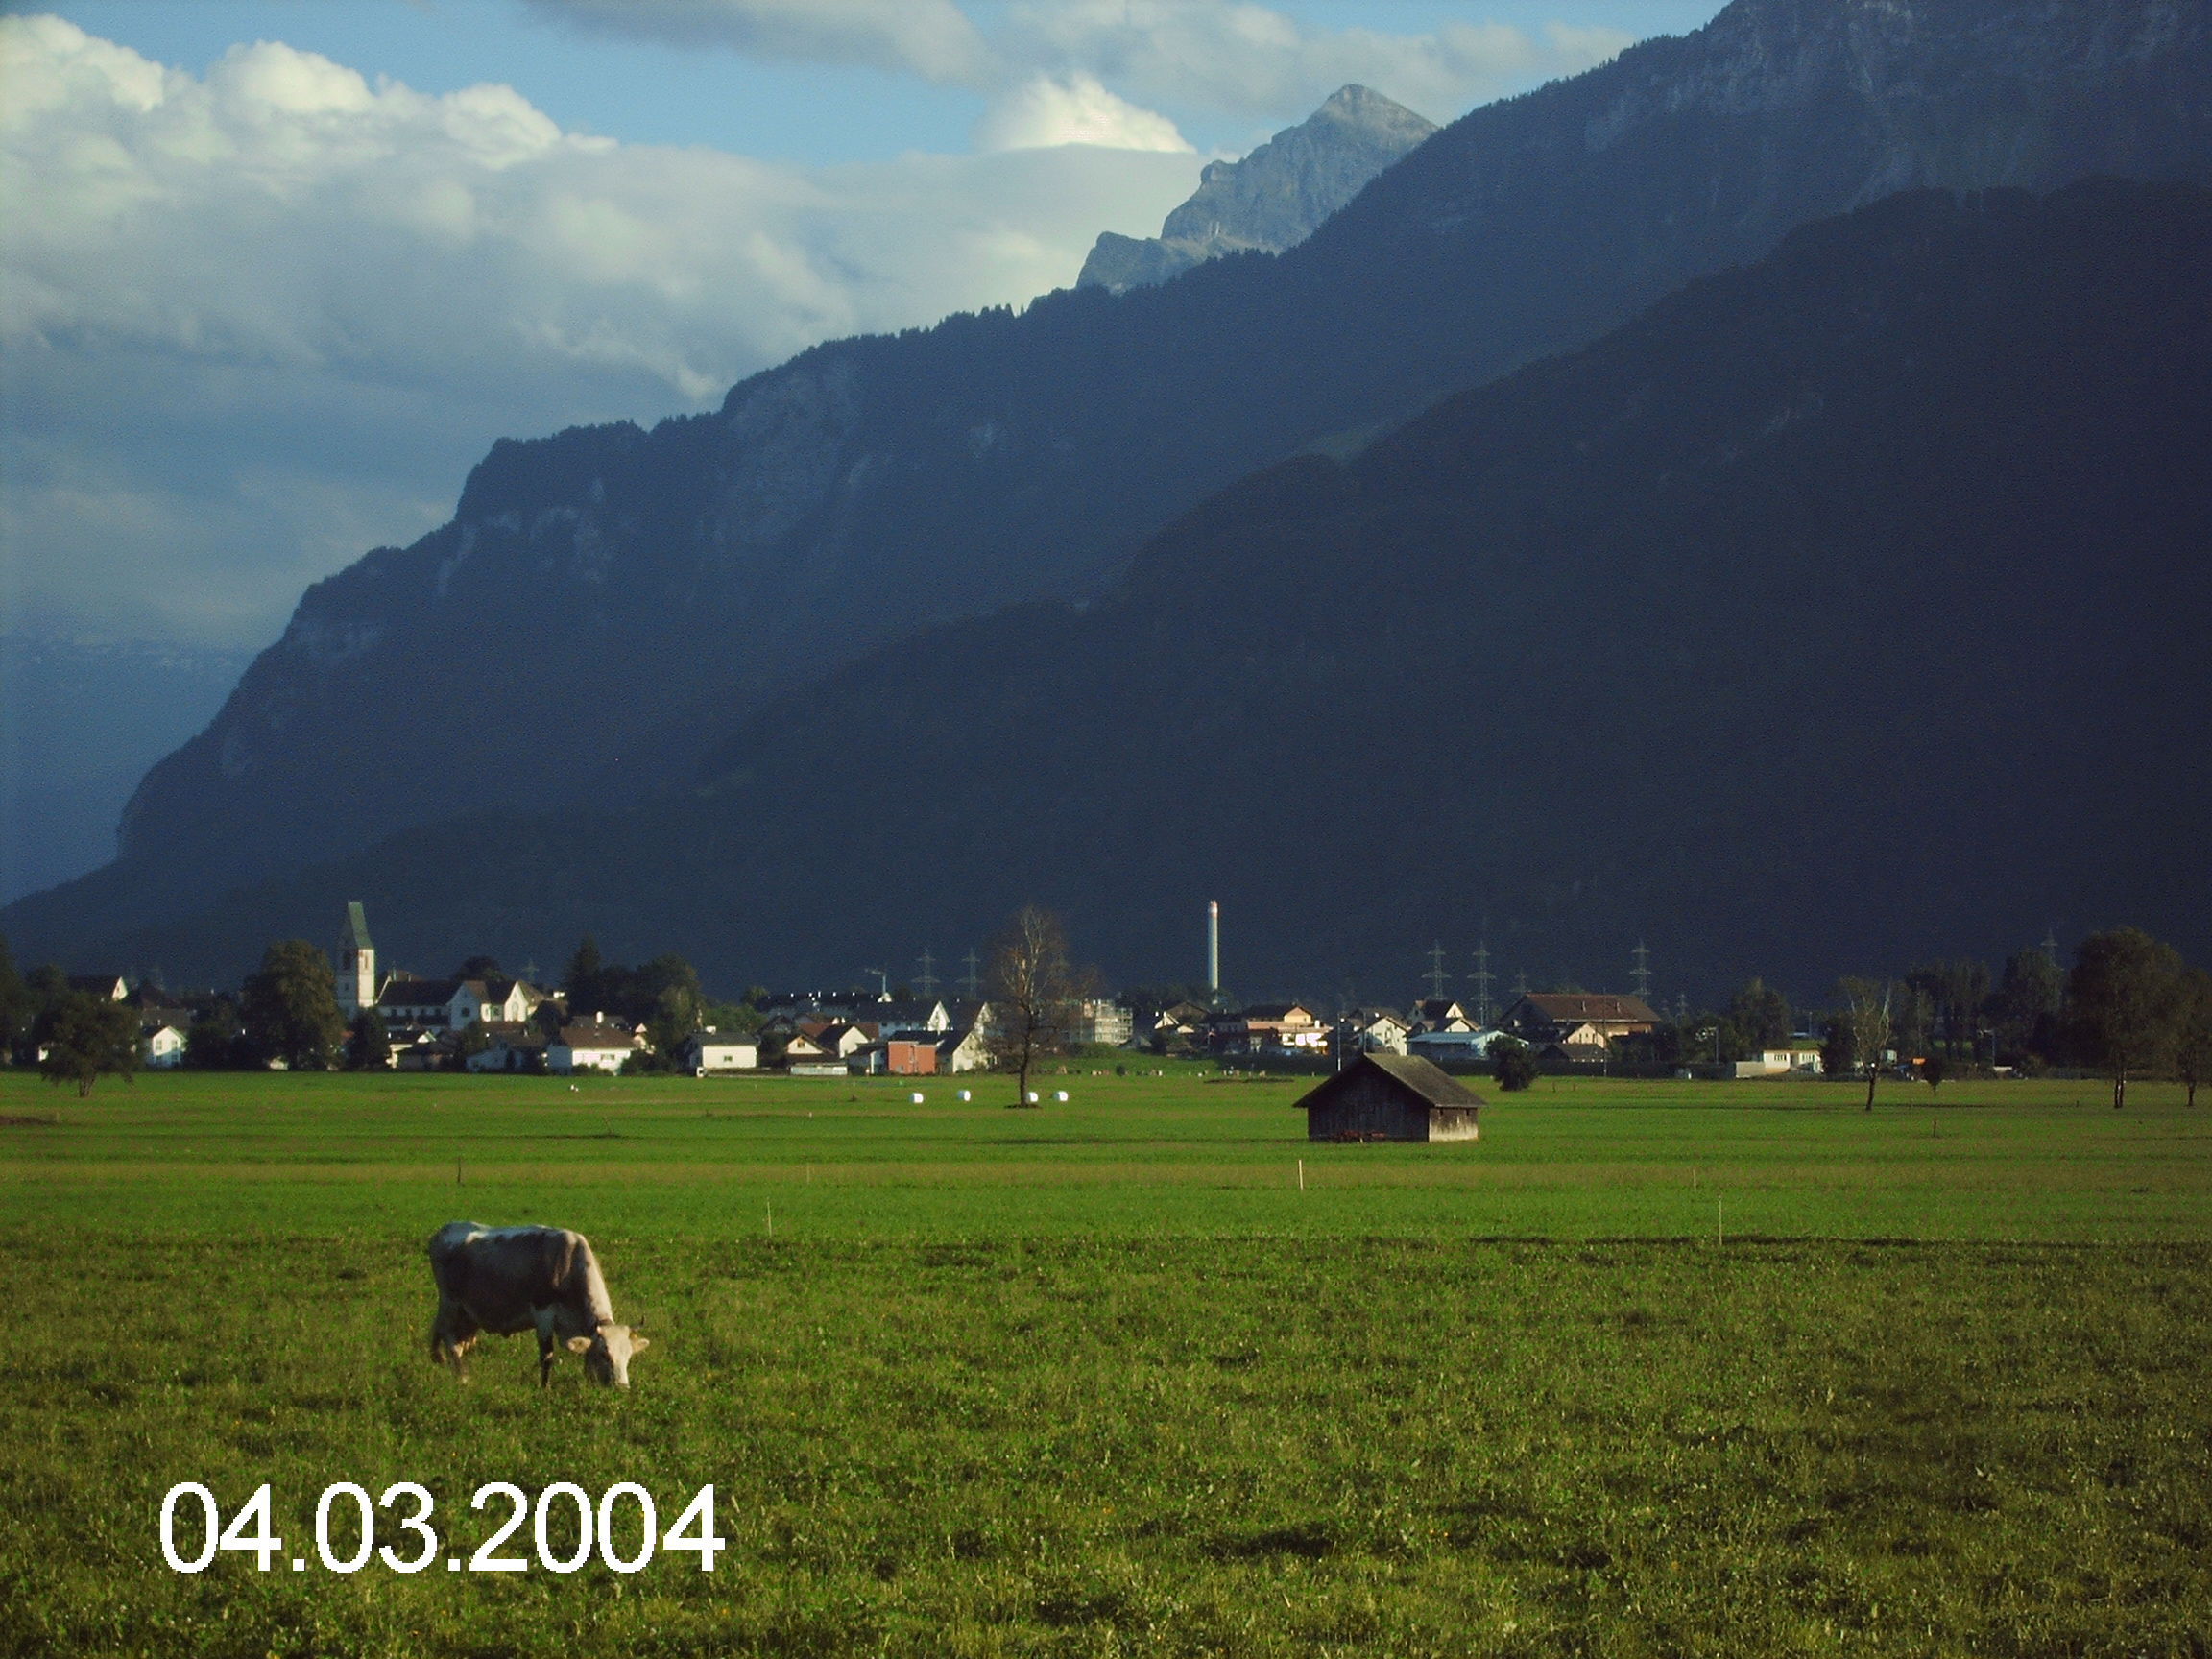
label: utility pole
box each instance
[1510,968,1529,1001]
[916,949,938,999]
[961,950,981,998]
[1425,942,1449,1000]
[1675,992,1689,1024]
[1631,941,1652,1004]
[1469,941,1493,1028]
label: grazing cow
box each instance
[426,1221,650,1387]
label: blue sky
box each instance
[1,0,1727,649]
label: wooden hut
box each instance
[1295,1052,1483,1142]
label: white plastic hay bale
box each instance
[1054,1090,1070,1102]
[1025,1091,1039,1104]
[909,1091,926,1104]
[956,1089,971,1102]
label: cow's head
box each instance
[566,1324,650,1387]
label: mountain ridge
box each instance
[12,0,2211,965]
[27,180,2212,1000]
[1076,84,1436,293]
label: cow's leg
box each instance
[534,1308,559,1387]
[430,1301,480,1382]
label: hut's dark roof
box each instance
[1295,1051,1484,1111]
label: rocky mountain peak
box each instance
[1077,84,1436,293]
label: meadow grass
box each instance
[1,1069,2207,1655]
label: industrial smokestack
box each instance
[1207,900,1219,1001]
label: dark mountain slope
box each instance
[48,180,2212,1000]
[34,0,2202,960]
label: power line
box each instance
[1425,942,1448,999]
[1469,940,1493,1028]
[916,949,938,998]
[1631,940,1652,1003]
[961,950,981,998]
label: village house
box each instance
[1500,993,1659,1054]
[1211,1001,1328,1054]
[1731,1045,1825,1078]
[680,1031,759,1073]
[377,974,551,1031]
[548,1021,643,1074]
[873,999,952,1035]
[465,1023,550,1072]
[1149,999,1210,1050]
[854,1038,937,1075]
[1066,999,1134,1047]
[139,1022,188,1069]
[1408,998,1476,1033]
[1407,1025,1502,1064]
[1295,1052,1483,1142]
[1342,1008,1411,1054]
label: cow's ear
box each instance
[630,1335,650,1353]
[565,1335,593,1353]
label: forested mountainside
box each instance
[1075,84,1435,293]
[12,0,2208,963]
[41,181,2212,999]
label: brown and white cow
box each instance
[426,1221,650,1387]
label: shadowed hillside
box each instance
[39,181,2212,999]
[21,0,2203,960]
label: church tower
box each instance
[336,902,378,1018]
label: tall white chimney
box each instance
[1207,900,1219,1000]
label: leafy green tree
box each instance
[1922,1054,1948,1096]
[564,936,608,1009]
[1839,977,1893,1110]
[1728,978,1792,1050]
[345,1008,391,1071]
[1492,1037,1539,1092]
[2067,928,2184,1110]
[1991,949,2064,1064]
[452,1017,493,1070]
[1890,983,1936,1066]
[1818,1012,1855,1081]
[1940,959,1991,1060]
[38,992,139,1097]
[2174,968,2212,1110]
[185,1000,243,1069]
[240,940,346,1070]
[455,955,503,981]
[0,931,32,1063]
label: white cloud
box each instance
[527,0,1643,129]
[520,0,995,84]
[0,15,1198,645]
[976,72,1191,153]
[1000,3,1632,125]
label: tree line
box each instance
[1608,928,2211,1109]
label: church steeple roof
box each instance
[341,902,373,952]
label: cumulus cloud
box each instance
[1000,2,1635,125]
[530,0,1640,128]
[520,0,994,83]
[0,15,1197,645]
[975,72,1191,154]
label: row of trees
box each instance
[1822,929,2210,1109]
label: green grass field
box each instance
[3,1069,2207,1656]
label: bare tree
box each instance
[985,904,1089,1108]
[1839,976,1893,1111]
